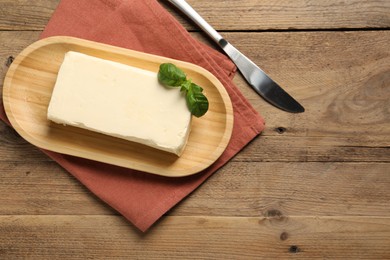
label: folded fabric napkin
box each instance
[0,0,265,231]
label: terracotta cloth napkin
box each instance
[0,0,265,231]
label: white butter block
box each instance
[48,51,191,156]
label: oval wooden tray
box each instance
[3,36,234,177]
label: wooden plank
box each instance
[0,0,59,30]
[1,31,389,163]
[0,0,389,31]
[0,161,389,217]
[0,215,389,259]
[174,162,390,217]
[174,0,390,30]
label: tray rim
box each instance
[3,36,234,177]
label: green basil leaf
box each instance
[158,63,186,87]
[180,80,192,92]
[190,83,203,93]
[157,63,209,117]
[186,89,209,118]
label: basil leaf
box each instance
[190,83,203,93]
[158,63,186,87]
[186,88,209,118]
[180,80,192,92]
[157,63,209,117]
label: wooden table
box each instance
[1,0,389,258]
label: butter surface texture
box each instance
[48,51,191,156]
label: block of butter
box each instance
[48,51,192,156]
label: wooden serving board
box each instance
[2,36,233,177]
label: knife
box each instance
[166,0,305,113]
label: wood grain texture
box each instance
[1,0,389,258]
[0,161,389,217]
[0,215,389,259]
[0,0,59,30]
[0,0,389,30]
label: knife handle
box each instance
[166,0,223,44]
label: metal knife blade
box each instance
[166,0,305,113]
